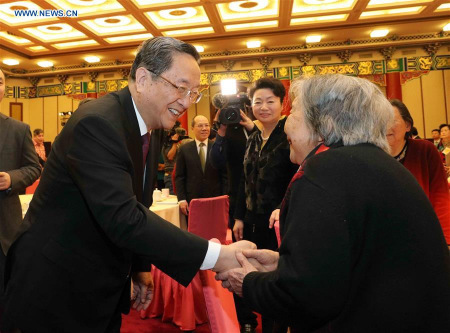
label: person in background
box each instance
[32,128,46,167]
[0,37,254,333]
[175,115,226,216]
[217,74,450,332]
[437,124,450,176]
[156,153,165,190]
[234,77,298,333]
[410,126,420,139]
[431,128,441,147]
[210,107,257,333]
[0,68,41,316]
[162,123,187,194]
[388,99,450,245]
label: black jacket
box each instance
[1,87,208,333]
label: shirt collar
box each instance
[195,138,208,147]
[132,97,150,137]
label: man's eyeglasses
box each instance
[146,69,203,104]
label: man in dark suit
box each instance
[0,69,41,309]
[176,115,226,216]
[0,38,254,333]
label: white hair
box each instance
[289,74,393,153]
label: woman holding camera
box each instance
[233,77,298,333]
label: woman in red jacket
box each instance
[388,99,450,245]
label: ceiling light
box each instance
[194,45,204,52]
[306,35,321,43]
[84,56,100,63]
[37,61,53,68]
[105,33,153,43]
[246,40,261,48]
[3,59,19,66]
[221,79,237,95]
[370,29,389,37]
[443,23,450,31]
[228,0,269,12]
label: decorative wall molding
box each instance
[4,56,449,99]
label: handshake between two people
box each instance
[212,239,280,297]
[130,240,280,311]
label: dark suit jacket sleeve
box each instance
[242,177,351,329]
[175,144,188,201]
[66,115,207,286]
[210,135,227,170]
[8,124,41,194]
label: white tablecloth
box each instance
[150,195,185,229]
[20,194,185,228]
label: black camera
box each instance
[168,127,188,143]
[213,93,251,125]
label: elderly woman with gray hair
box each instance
[217,74,450,332]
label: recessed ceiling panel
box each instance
[360,5,423,18]
[145,6,209,29]
[80,15,145,35]
[131,0,198,8]
[44,0,125,16]
[162,27,214,37]
[225,20,278,32]
[105,33,153,43]
[292,0,357,15]
[367,0,432,8]
[27,45,49,52]
[22,23,86,42]
[52,39,99,49]
[0,31,32,44]
[291,14,348,25]
[217,0,278,22]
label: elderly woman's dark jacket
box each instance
[234,117,298,222]
[242,143,450,332]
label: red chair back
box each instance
[188,195,229,244]
[26,179,40,194]
[172,163,176,195]
[187,195,239,333]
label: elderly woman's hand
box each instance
[269,209,280,229]
[216,251,257,297]
[243,249,279,272]
[233,219,244,240]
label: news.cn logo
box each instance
[14,9,78,18]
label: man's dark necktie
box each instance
[142,132,150,168]
[199,142,206,173]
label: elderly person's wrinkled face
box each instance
[285,99,317,165]
[252,88,282,125]
[387,106,410,149]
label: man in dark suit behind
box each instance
[176,115,226,216]
[0,38,253,333]
[0,69,41,311]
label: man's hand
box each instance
[131,272,154,311]
[214,110,227,137]
[233,219,244,241]
[242,249,279,272]
[269,209,280,229]
[0,172,11,191]
[179,201,189,215]
[212,240,256,273]
[239,110,255,131]
[216,252,257,297]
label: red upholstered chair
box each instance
[26,179,40,194]
[188,195,240,333]
[171,163,176,195]
[274,220,281,247]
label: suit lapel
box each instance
[118,87,144,202]
[142,130,160,205]
[189,141,203,173]
[0,114,10,156]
